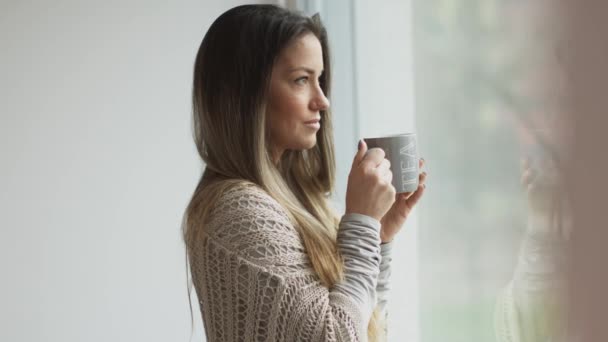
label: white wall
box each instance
[0,1,273,341]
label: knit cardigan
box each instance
[188,184,393,342]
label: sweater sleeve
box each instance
[376,241,394,316]
[494,219,570,342]
[189,186,382,342]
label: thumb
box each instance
[352,139,368,168]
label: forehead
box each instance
[275,33,324,70]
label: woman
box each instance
[182,4,427,341]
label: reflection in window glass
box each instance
[412,1,569,341]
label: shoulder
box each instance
[209,182,290,222]
[205,182,297,240]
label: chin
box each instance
[305,137,318,149]
[292,138,317,151]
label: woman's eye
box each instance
[295,76,322,86]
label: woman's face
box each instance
[266,32,330,164]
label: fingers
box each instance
[419,170,427,186]
[361,147,386,168]
[376,158,393,183]
[352,139,369,168]
[413,160,427,201]
[521,169,533,187]
[405,183,426,206]
[352,141,386,169]
[400,168,427,200]
[520,159,537,188]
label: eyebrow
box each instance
[288,67,324,75]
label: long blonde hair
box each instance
[181,4,384,340]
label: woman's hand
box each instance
[521,157,561,214]
[345,140,397,221]
[521,156,570,238]
[379,159,427,243]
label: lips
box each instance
[304,118,321,124]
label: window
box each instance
[296,1,568,341]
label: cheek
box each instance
[269,91,308,129]
[278,92,307,115]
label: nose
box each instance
[311,89,330,112]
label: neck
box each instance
[272,147,283,166]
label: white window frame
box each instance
[284,1,420,340]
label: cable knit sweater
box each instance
[188,184,393,342]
